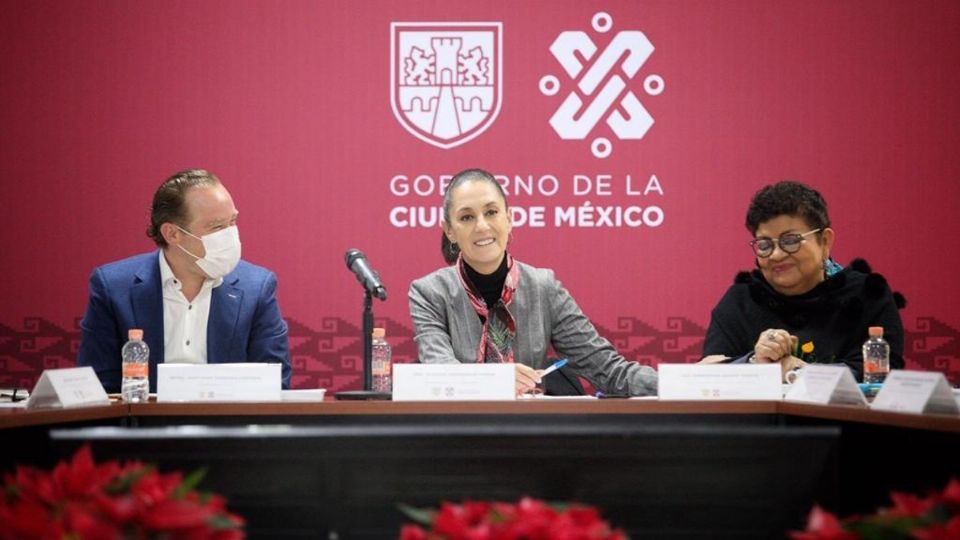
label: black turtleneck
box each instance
[463,255,509,308]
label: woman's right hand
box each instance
[514,363,542,396]
[753,329,798,363]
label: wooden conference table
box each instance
[1,399,958,539]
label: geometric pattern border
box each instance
[1,315,958,393]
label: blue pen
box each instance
[539,358,568,378]
[595,391,629,399]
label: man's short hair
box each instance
[146,169,221,247]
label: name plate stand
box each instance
[658,363,781,400]
[871,370,959,416]
[784,365,867,407]
[157,363,282,402]
[393,364,515,401]
[26,367,110,409]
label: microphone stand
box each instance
[335,290,391,400]
[363,290,373,392]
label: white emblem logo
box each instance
[541,12,664,159]
[391,22,502,149]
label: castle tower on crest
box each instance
[430,37,463,137]
[431,37,462,86]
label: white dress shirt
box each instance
[158,251,223,364]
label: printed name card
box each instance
[658,363,781,400]
[784,365,867,407]
[26,367,110,409]
[871,370,959,416]
[393,364,514,401]
[157,363,281,402]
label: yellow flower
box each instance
[801,341,815,354]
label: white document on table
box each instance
[393,364,514,401]
[871,370,959,416]
[157,363,281,402]
[26,367,110,409]
[281,389,327,402]
[658,363,781,400]
[784,364,867,407]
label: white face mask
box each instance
[176,225,242,279]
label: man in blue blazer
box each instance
[78,169,291,392]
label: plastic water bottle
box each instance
[862,326,890,384]
[371,327,392,393]
[121,329,150,402]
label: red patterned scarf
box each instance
[456,254,520,363]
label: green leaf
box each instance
[848,515,924,540]
[4,483,20,499]
[397,503,436,525]
[105,465,155,495]
[207,513,243,530]
[173,467,208,499]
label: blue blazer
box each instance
[77,251,292,392]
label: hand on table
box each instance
[515,363,543,396]
[753,329,799,363]
[780,355,808,383]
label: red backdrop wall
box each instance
[1,0,958,391]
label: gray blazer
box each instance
[408,261,658,396]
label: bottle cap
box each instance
[372,327,386,338]
[128,329,144,340]
[868,326,883,337]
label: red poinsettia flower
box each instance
[0,498,62,540]
[94,491,139,523]
[399,524,429,540]
[793,480,960,540]
[913,516,960,540]
[430,500,492,539]
[940,479,960,509]
[887,491,939,518]
[142,498,217,530]
[131,468,180,504]
[51,444,119,500]
[64,501,124,539]
[790,505,860,540]
[399,497,626,540]
[0,445,245,540]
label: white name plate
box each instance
[27,367,110,409]
[393,364,514,401]
[784,365,867,407]
[157,363,281,402]
[872,370,959,416]
[658,363,781,400]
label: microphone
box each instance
[344,249,387,300]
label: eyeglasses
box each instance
[750,229,821,258]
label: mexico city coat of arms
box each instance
[390,22,502,149]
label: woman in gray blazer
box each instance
[408,168,658,396]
